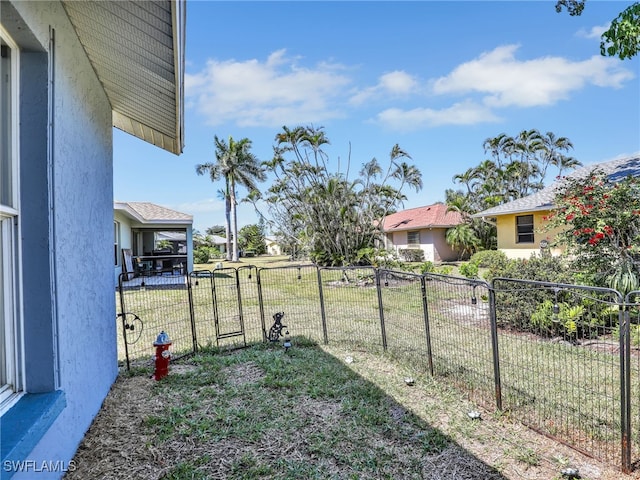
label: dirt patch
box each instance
[223,361,265,386]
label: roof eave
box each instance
[472,205,555,218]
[63,0,186,155]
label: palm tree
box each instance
[196,154,232,261]
[196,135,266,261]
[216,136,266,261]
[217,188,232,260]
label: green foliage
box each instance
[486,253,572,284]
[399,248,425,263]
[470,250,508,269]
[206,225,226,236]
[238,224,267,255]
[437,265,453,275]
[355,247,399,268]
[458,262,479,279]
[556,1,640,60]
[601,3,640,60]
[449,129,579,251]
[530,300,585,337]
[262,126,423,266]
[546,170,640,293]
[196,135,267,261]
[155,240,172,250]
[613,322,640,347]
[445,223,479,258]
[193,245,221,264]
[418,261,435,274]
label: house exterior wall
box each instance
[496,211,564,259]
[385,228,459,262]
[7,2,118,478]
[114,211,133,283]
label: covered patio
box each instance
[114,202,194,284]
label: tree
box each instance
[545,170,640,293]
[238,224,267,255]
[445,223,480,259]
[261,126,422,266]
[206,225,226,237]
[196,136,266,262]
[449,129,581,251]
[556,1,640,60]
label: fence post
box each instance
[234,268,247,347]
[117,274,131,371]
[316,267,329,345]
[186,272,198,354]
[620,303,631,473]
[420,276,434,376]
[256,268,267,342]
[376,269,388,352]
[488,282,502,411]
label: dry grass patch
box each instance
[66,340,635,480]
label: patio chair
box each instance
[134,257,151,277]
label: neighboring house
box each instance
[473,154,640,260]
[210,235,227,254]
[265,236,282,256]
[380,204,464,262]
[114,202,193,284]
[1,2,185,479]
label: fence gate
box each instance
[209,266,256,347]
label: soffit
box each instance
[61,0,185,155]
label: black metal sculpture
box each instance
[268,311,287,342]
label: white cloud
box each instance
[577,23,609,39]
[374,100,501,131]
[350,70,419,105]
[431,44,634,108]
[173,198,225,214]
[185,49,352,127]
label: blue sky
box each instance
[113,1,640,234]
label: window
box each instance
[407,230,420,246]
[0,29,23,412]
[516,215,534,244]
[114,221,120,265]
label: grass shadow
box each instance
[68,338,508,479]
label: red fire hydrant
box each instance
[153,331,172,380]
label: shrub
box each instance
[193,246,213,264]
[458,262,479,279]
[418,261,435,274]
[485,253,572,284]
[469,250,508,270]
[437,265,453,275]
[399,248,425,263]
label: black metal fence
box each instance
[116,267,640,472]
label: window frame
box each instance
[407,230,420,246]
[114,220,121,266]
[0,26,24,414]
[516,214,535,244]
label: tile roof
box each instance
[115,201,192,224]
[473,153,640,218]
[381,204,463,232]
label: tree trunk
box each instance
[230,181,239,262]
[224,181,232,261]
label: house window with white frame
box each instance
[0,30,23,413]
[407,230,420,246]
[516,214,534,244]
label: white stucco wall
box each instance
[386,228,459,263]
[10,2,118,478]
